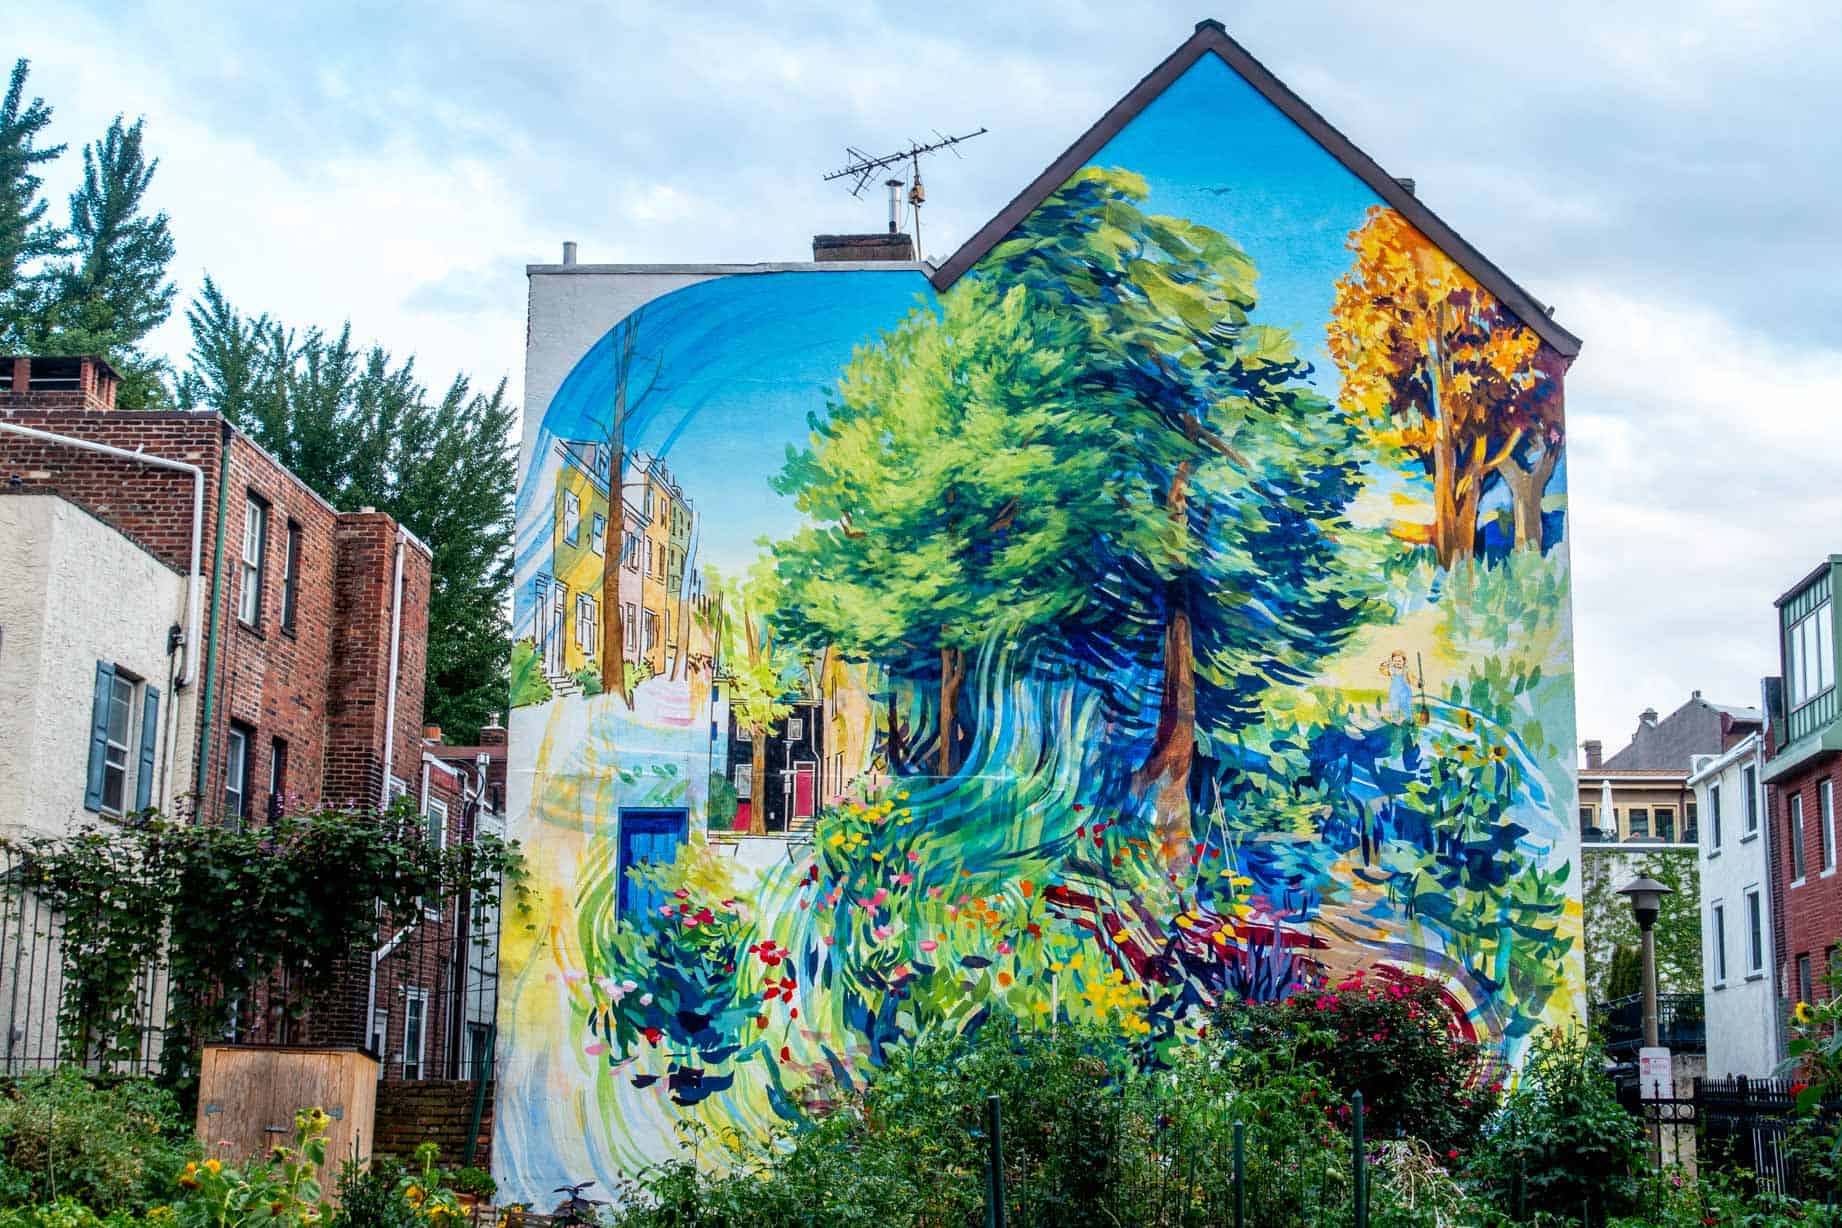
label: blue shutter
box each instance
[135,685,160,811]
[84,662,113,811]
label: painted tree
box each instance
[770,278,1136,778]
[1327,206,1562,565]
[976,167,1379,861]
[597,311,660,704]
[707,562,804,835]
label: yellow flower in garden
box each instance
[1794,1001,1815,1026]
[204,1158,222,1174]
[407,1185,426,1207]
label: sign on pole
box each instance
[1638,1046,1673,1100]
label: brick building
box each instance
[0,354,505,1088]
[1764,556,1842,1019]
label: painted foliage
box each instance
[496,46,1581,1203]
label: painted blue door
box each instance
[617,808,689,925]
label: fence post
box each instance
[1352,1090,1367,1228]
[1233,1120,1245,1228]
[984,1094,1007,1228]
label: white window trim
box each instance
[100,672,136,816]
[224,725,250,826]
[401,988,428,1080]
[239,496,267,626]
[1744,886,1766,978]
[1824,780,1838,878]
[733,763,753,799]
[1791,794,1808,887]
[1710,900,1727,988]
[590,512,606,557]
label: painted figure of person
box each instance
[1380,651,1416,720]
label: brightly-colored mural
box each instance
[497,40,1582,1204]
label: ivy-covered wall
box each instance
[1581,846,1701,1001]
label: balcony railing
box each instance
[1591,991,1706,1059]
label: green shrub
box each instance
[570,667,603,698]
[0,1198,148,1228]
[438,1166,494,1200]
[328,1157,417,1228]
[509,640,551,707]
[1464,1028,1644,1221]
[1221,969,1499,1157]
[0,1071,191,1213]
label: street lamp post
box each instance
[1617,876,1674,1048]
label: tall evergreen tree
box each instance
[14,115,175,407]
[0,59,63,315]
[180,285,516,743]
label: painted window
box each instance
[1708,783,1722,850]
[576,593,597,652]
[644,610,658,653]
[624,533,640,570]
[591,513,606,556]
[239,494,268,626]
[786,717,804,742]
[225,723,253,826]
[268,737,288,821]
[1710,901,1727,985]
[734,764,752,799]
[1824,781,1837,874]
[1745,888,1765,975]
[280,520,302,633]
[562,491,581,546]
[624,604,637,653]
[402,989,427,1080]
[1787,600,1835,709]
[1743,765,1760,835]
[1791,793,1808,881]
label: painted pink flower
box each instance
[997,941,1013,955]
[584,1042,607,1056]
[920,939,939,953]
[907,850,922,862]
[894,872,914,886]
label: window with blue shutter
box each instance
[84,662,114,811]
[135,685,160,811]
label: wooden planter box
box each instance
[197,1044,378,1176]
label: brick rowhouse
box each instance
[0,355,433,824]
[1765,556,1842,1027]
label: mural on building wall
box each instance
[496,45,1582,1203]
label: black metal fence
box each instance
[1590,992,1707,1061]
[0,844,500,1083]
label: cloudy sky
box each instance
[18,0,1842,753]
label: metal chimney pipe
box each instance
[562,240,578,266]
[885,179,903,235]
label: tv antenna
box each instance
[823,127,987,260]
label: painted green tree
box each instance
[770,278,1137,777]
[970,166,1382,861]
[707,562,806,835]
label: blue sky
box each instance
[17,0,1842,747]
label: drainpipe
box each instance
[0,419,208,812]
[379,527,408,808]
[194,423,234,805]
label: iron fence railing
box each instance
[1591,992,1706,1060]
[0,843,500,1083]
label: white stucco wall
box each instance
[0,495,193,840]
[1694,735,1780,1077]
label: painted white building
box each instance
[0,494,195,840]
[1692,732,1780,1077]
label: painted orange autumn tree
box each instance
[1328,207,1563,566]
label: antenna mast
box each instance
[823,127,987,260]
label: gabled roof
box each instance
[930,19,1582,358]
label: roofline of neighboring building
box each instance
[0,352,121,382]
[1579,768,1692,779]
[1686,731,1764,788]
[525,261,935,277]
[927,19,1582,358]
[1774,555,1842,608]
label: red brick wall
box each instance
[1771,752,1842,1002]
[374,1079,493,1168]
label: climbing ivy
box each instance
[3,801,526,1080]
[1580,847,1701,1002]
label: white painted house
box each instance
[0,494,196,840]
[1692,732,1781,1077]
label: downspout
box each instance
[379,527,408,807]
[195,422,234,805]
[0,419,207,810]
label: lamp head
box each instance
[1617,875,1672,930]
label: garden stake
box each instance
[1232,1120,1245,1228]
[984,1094,1007,1228]
[1352,1090,1367,1228]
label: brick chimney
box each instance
[812,233,915,262]
[1,356,120,412]
[477,723,507,748]
[1583,739,1603,770]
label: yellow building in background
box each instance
[548,441,610,678]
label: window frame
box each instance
[562,490,581,546]
[733,763,752,799]
[100,670,136,816]
[575,593,597,653]
[268,737,288,821]
[1655,805,1676,843]
[1710,900,1728,987]
[1708,782,1722,851]
[1792,792,1808,883]
[1824,780,1838,876]
[1745,887,1766,977]
[401,988,428,1080]
[1743,765,1760,837]
[591,512,606,556]
[1627,807,1650,839]
[225,723,254,827]
[238,493,269,628]
[280,520,302,634]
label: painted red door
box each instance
[793,764,816,820]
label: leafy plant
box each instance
[326,1157,416,1228]
[1221,968,1499,1157]
[438,1167,493,1200]
[509,640,552,708]
[169,1107,330,1228]
[1463,1028,1644,1220]
[0,1071,191,1213]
